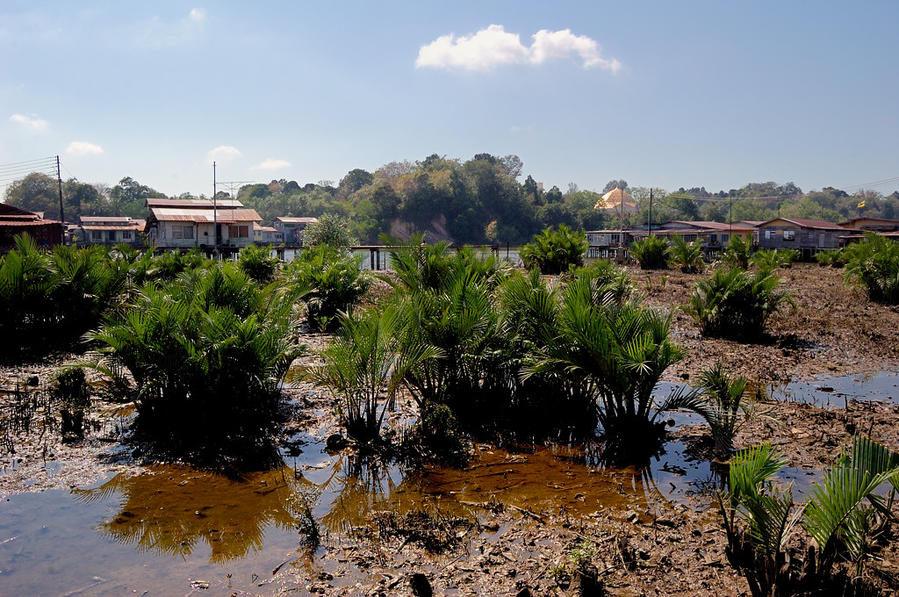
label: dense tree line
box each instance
[3,173,164,221]
[4,154,898,244]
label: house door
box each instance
[216,223,222,245]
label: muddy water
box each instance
[0,376,861,595]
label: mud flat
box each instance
[2,263,899,595]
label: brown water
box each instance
[1,376,852,596]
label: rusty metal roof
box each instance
[81,225,145,231]
[80,216,142,224]
[146,198,244,209]
[0,219,62,227]
[275,216,318,224]
[150,207,261,223]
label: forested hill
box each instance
[4,153,898,244]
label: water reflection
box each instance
[308,441,700,535]
[74,465,317,563]
[768,371,899,407]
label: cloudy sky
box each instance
[2,1,897,197]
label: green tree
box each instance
[338,168,374,198]
[603,179,628,193]
[4,173,59,218]
[302,213,356,249]
[110,177,162,218]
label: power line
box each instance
[0,156,56,169]
[0,162,56,176]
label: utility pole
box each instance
[648,188,653,236]
[213,161,218,253]
[56,155,65,224]
[729,196,733,236]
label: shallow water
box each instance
[0,374,873,595]
[769,371,899,408]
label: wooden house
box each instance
[274,217,318,246]
[0,203,64,250]
[756,218,847,257]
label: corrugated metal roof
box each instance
[81,225,145,231]
[670,220,755,232]
[0,220,62,227]
[150,208,261,223]
[80,216,140,224]
[761,218,846,231]
[146,198,244,209]
[276,216,318,223]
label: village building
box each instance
[632,220,755,251]
[144,198,261,250]
[593,187,638,220]
[839,217,899,232]
[756,217,847,257]
[76,216,145,247]
[253,225,283,244]
[585,229,637,259]
[274,216,318,246]
[0,203,64,250]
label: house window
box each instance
[229,225,249,238]
[122,230,132,240]
[91,230,103,241]
[107,230,116,242]
[783,230,795,241]
[721,234,729,243]
[173,225,194,240]
[765,230,774,240]
[683,234,697,242]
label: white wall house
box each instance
[254,225,283,244]
[145,198,261,249]
[77,216,146,247]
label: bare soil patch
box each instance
[635,263,899,383]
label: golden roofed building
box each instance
[594,188,638,215]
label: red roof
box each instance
[0,219,62,227]
[760,218,845,231]
[671,220,755,232]
[0,203,39,218]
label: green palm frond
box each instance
[803,436,899,566]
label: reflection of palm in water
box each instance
[318,454,410,534]
[76,444,675,562]
[317,444,668,534]
[74,464,316,564]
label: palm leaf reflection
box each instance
[317,443,667,533]
[74,464,317,564]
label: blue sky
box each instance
[2,1,897,197]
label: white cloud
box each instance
[416,25,621,73]
[252,158,291,171]
[206,145,241,163]
[530,29,621,71]
[9,113,49,131]
[66,141,103,156]
[135,8,207,48]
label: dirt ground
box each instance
[635,262,899,383]
[2,262,899,595]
